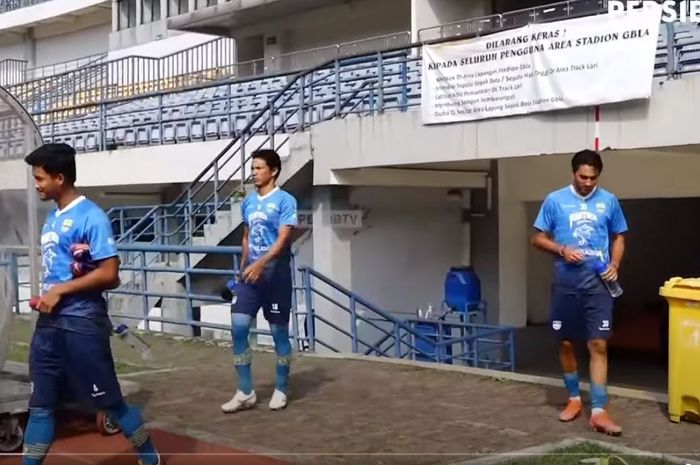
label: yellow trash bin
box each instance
[659,277,700,423]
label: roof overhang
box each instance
[167,0,346,37]
[0,0,110,38]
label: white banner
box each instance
[421,3,662,125]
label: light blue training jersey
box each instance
[534,185,628,291]
[241,187,298,269]
[40,195,118,316]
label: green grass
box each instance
[501,442,680,465]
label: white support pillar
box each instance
[497,161,528,328]
[112,0,120,32]
[309,187,354,353]
[136,0,144,26]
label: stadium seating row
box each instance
[38,58,421,152]
[9,21,700,155]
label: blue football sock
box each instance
[22,408,54,465]
[106,401,159,465]
[231,313,253,394]
[563,372,580,398]
[270,323,292,393]
[590,382,608,411]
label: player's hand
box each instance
[562,247,583,264]
[37,287,62,314]
[242,260,265,283]
[600,263,619,282]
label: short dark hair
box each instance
[252,149,282,180]
[25,143,77,185]
[571,149,603,174]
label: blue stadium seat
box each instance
[163,124,175,144]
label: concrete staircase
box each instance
[107,139,312,336]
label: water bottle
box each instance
[220,277,238,304]
[114,324,152,361]
[593,261,623,298]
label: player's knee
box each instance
[587,339,607,356]
[270,324,291,354]
[231,317,251,342]
[559,339,575,352]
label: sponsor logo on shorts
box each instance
[91,383,106,398]
[552,320,562,331]
[598,320,610,331]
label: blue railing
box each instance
[106,243,242,334]
[298,266,515,370]
[0,246,515,371]
[111,50,397,248]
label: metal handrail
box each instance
[6,32,409,114]
[3,245,512,369]
[299,266,515,368]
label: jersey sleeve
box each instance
[240,197,249,226]
[84,210,118,261]
[609,197,629,235]
[280,194,298,227]
[533,195,555,233]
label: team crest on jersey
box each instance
[595,202,606,213]
[266,202,278,212]
[61,218,74,232]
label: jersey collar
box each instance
[257,186,279,201]
[569,185,597,201]
[55,195,86,217]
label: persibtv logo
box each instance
[609,1,700,22]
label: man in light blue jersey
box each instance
[221,149,298,413]
[531,149,628,436]
[22,143,164,465]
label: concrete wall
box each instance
[0,135,288,190]
[411,0,492,41]
[348,186,466,316]
[310,76,700,180]
[0,0,108,32]
[34,22,110,67]
[0,9,110,71]
[280,0,410,52]
[232,0,410,74]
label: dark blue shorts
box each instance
[29,324,123,410]
[232,269,292,326]
[550,287,614,342]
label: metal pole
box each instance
[25,126,39,297]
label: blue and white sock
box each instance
[106,401,160,465]
[590,383,608,414]
[22,408,54,465]
[270,323,292,393]
[563,371,580,399]
[231,313,254,394]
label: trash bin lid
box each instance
[659,277,700,301]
